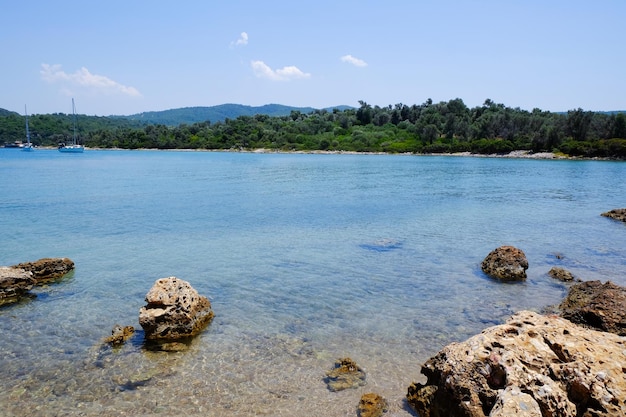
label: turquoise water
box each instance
[1,149,625,416]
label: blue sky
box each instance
[2,1,625,116]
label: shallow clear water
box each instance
[1,149,625,416]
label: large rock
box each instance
[601,208,626,223]
[481,246,528,281]
[0,267,36,305]
[407,310,626,417]
[558,280,626,336]
[11,257,75,284]
[139,277,214,341]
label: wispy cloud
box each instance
[251,60,311,81]
[340,54,368,67]
[231,32,249,47]
[40,64,142,97]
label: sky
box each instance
[1,0,625,116]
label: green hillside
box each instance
[115,103,353,126]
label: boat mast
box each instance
[72,98,78,145]
[25,105,31,145]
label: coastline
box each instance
[15,146,622,160]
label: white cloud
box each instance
[340,54,368,67]
[232,32,248,47]
[40,63,142,97]
[251,60,311,81]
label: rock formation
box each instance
[481,246,528,281]
[324,357,367,391]
[407,310,626,417]
[138,277,214,342]
[0,258,75,305]
[601,208,626,223]
[11,257,74,284]
[558,280,626,336]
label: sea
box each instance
[1,148,625,417]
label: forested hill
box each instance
[1,99,625,158]
[115,104,354,126]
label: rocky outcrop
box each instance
[324,357,367,391]
[1,258,74,305]
[558,280,626,336]
[481,246,528,281]
[601,208,626,223]
[12,257,74,283]
[0,267,36,305]
[406,310,626,417]
[138,277,214,342]
[357,393,387,417]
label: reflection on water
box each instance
[1,149,625,416]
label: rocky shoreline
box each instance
[2,209,625,416]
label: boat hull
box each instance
[58,145,84,153]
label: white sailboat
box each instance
[22,105,34,151]
[58,99,85,153]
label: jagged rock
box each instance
[558,280,626,336]
[357,392,388,417]
[406,310,626,417]
[138,277,214,341]
[548,266,576,282]
[11,257,75,284]
[481,246,528,281]
[0,267,35,305]
[601,208,626,223]
[324,357,366,391]
[103,324,135,347]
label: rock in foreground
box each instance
[139,277,214,341]
[481,246,528,281]
[407,310,626,417]
[558,280,626,336]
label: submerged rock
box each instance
[601,208,626,223]
[357,392,388,417]
[481,246,528,281]
[548,266,576,282]
[558,280,626,336]
[139,277,214,342]
[0,267,35,305]
[406,310,626,417]
[324,357,366,391]
[103,324,135,347]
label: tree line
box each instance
[2,99,625,158]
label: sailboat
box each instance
[58,98,85,153]
[22,105,34,151]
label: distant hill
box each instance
[114,103,354,126]
[0,108,19,117]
